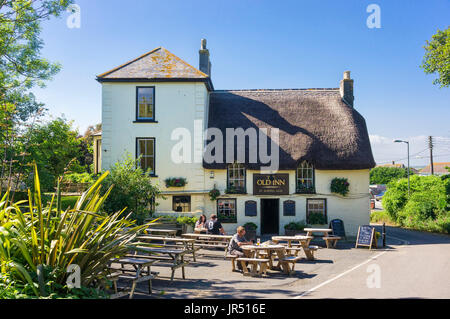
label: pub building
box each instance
[94,40,376,237]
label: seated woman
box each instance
[194,214,207,233]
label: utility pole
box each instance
[429,136,434,175]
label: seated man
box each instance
[228,226,253,271]
[206,214,226,235]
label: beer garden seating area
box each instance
[108,220,345,298]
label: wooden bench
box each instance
[323,236,342,248]
[281,256,302,275]
[226,254,238,271]
[236,258,270,276]
[108,258,159,299]
[285,247,303,257]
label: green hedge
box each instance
[382,175,450,234]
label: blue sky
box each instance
[33,0,450,166]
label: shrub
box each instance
[284,221,306,230]
[370,166,410,185]
[383,175,446,222]
[62,172,95,184]
[101,154,163,224]
[0,164,155,298]
[244,222,258,230]
[330,178,349,196]
[176,216,197,227]
[308,212,327,225]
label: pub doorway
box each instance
[261,199,279,235]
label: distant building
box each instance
[419,162,450,176]
[376,161,405,169]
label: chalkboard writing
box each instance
[245,200,257,216]
[329,219,346,238]
[355,225,376,249]
[283,200,295,216]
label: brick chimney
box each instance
[199,39,211,77]
[340,71,354,107]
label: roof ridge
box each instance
[97,47,162,78]
[162,47,208,78]
[213,88,339,93]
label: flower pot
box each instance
[245,229,257,242]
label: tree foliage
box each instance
[0,0,74,120]
[20,117,81,191]
[382,175,448,226]
[421,26,450,88]
[101,155,163,224]
[370,166,410,185]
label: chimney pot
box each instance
[199,39,211,77]
[340,70,354,107]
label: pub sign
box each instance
[253,174,289,195]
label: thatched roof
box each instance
[96,47,213,90]
[203,89,375,170]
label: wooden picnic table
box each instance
[241,244,292,275]
[137,236,198,261]
[272,235,316,261]
[182,233,233,240]
[134,246,189,281]
[145,228,178,237]
[182,233,233,256]
[108,257,159,299]
[304,228,332,237]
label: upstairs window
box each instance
[136,138,155,174]
[136,87,155,121]
[227,162,246,193]
[296,161,315,193]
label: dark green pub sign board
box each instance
[253,174,289,196]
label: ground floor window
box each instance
[136,137,155,174]
[306,198,327,224]
[217,198,237,223]
[172,196,191,212]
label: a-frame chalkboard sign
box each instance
[355,225,376,250]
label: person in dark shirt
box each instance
[228,226,253,271]
[206,214,225,235]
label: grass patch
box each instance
[370,210,397,226]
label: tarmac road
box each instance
[296,226,450,299]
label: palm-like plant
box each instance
[0,163,156,297]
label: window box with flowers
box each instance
[165,177,187,188]
[330,178,350,196]
[225,184,246,194]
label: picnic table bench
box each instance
[303,228,342,249]
[241,245,295,276]
[131,246,189,281]
[182,233,233,256]
[108,257,159,299]
[144,228,178,237]
[137,236,199,261]
[272,236,317,261]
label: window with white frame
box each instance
[297,161,314,193]
[217,198,237,223]
[227,162,246,193]
[306,199,327,224]
[136,138,155,174]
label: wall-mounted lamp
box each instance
[210,171,215,179]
